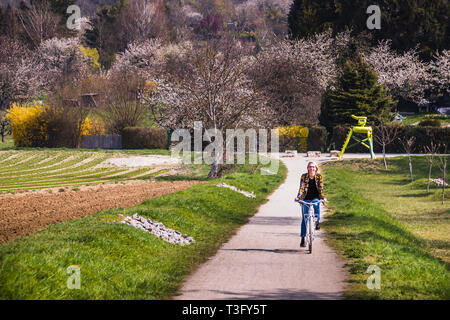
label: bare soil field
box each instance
[0,180,202,243]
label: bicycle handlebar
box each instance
[297,199,325,206]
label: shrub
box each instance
[425,114,449,120]
[418,119,441,127]
[6,102,49,147]
[277,126,309,152]
[81,117,105,135]
[307,126,328,151]
[79,46,101,71]
[122,127,168,149]
[6,101,100,148]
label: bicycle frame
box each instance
[297,200,323,253]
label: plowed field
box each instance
[0,180,202,243]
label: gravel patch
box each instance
[105,156,181,167]
[119,213,195,245]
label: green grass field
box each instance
[322,156,450,299]
[400,114,450,126]
[0,160,286,299]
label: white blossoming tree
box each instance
[251,30,350,125]
[429,50,450,95]
[362,40,430,103]
[149,38,275,177]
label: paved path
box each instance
[174,154,349,300]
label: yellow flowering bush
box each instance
[6,102,49,147]
[142,80,157,99]
[79,46,101,71]
[276,125,309,152]
[81,117,105,135]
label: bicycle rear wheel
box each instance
[308,215,313,253]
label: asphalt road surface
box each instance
[174,154,349,300]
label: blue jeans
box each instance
[300,198,320,237]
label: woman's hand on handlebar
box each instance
[294,197,299,202]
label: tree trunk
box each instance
[383,144,387,169]
[0,124,5,143]
[409,157,413,182]
[442,163,447,205]
[208,161,222,178]
[427,162,432,192]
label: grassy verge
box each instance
[0,160,286,299]
[322,156,449,299]
[0,136,14,150]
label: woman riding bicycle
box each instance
[294,161,327,247]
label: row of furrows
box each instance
[0,151,97,174]
[0,153,76,176]
[0,180,117,193]
[0,154,106,179]
[0,174,162,193]
[0,152,75,172]
[0,152,21,163]
[0,157,117,186]
[0,167,156,191]
[0,152,41,168]
[0,151,170,193]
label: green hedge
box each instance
[307,126,329,152]
[329,126,450,153]
[418,119,441,127]
[122,127,169,149]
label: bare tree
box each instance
[0,110,11,143]
[399,136,416,182]
[424,141,439,192]
[373,124,400,169]
[436,144,448,205]
[17,0,59,49]
[47,80,92,148]
[102,74,148,135]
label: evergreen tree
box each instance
[319,57,396,129]
[84,0,129,69]
[288,0,450,60]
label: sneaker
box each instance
[315,222,320,230]
[300,237,306,247]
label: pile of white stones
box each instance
[432,178,448,187]
[119,213,195,246]
[216,183,256,198]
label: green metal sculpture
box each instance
[339,115,376,159]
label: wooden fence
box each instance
[81,135,122,149]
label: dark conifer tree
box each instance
[319,57,396,128]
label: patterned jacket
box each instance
[297,173,325,200]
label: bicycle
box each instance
[297,199,325,254]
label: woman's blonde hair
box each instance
[307,161,320,174]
